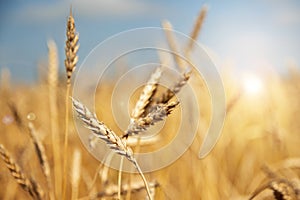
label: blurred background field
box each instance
[1,1,300,200]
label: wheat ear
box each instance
[72,98,153,200]
[28,122,53,200]
[63,7,79,200]
[162,20,185,71]
[0,144,44,200]
[123,101,179,138]
[64,7,79,85]
[131,66,162,121]
[47,39,62,198]
[156,70,191,105]
[184,5,208,57]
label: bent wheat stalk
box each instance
[0,144,44,200]
[72,98,153,200]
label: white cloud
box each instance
[17,0,161,22]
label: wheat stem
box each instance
[71,148,82,200]
[63,7,79,199]
[118,156,124,200]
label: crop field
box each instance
[1,3,300,200]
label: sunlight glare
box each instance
[243,74,263,95]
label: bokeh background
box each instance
[1,1,300,199]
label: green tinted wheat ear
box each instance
[72,98,153,200]
[0,144,44,200]
[124,101,179,138]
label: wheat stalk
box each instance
[131,66,162,121]
[71,148,82,200]
[0,144,44,200]
[72,98,153,200]
[47,39,62,199]
[28,122,53,200]
[97,181,159,198]
[124,101,179,138]
[63,7,79,200]
[118,156,124,200]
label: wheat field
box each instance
[1,5,300,200]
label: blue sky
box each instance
[0,0,300,82]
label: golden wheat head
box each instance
[124,101,179,138]
[0,144,44,200]
[65,8,79,84]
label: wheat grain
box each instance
[0,144,44,200]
